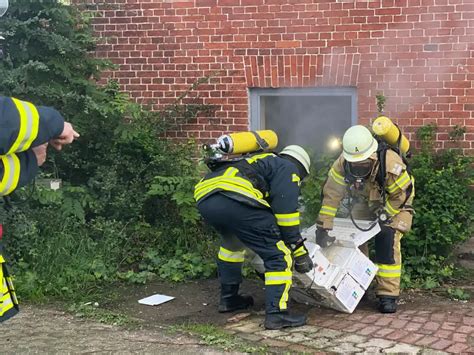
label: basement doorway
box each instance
[249,88,357,155]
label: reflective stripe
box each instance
[387,171,411,193]
[385,200,400,216]
[320,205,337,217]
[293,245,307,258]
[329,168,347,186]
[376,263,401,278]
[275,212,300,227]
[246,153,275,164]
[194,181,270,207]
[277,240,292,310]
[217,247,245,263]
[0,154,21,196]
[264,271,293,285]
[9,98,40,154]
[292,173,301,186]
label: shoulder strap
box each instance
[250,131,269,150]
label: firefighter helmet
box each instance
[0,0,8,17]
[342,125,378,162]
[280,145,311,174]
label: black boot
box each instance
[264,311,307,330]
[378,296,398,313]
[218,284,254,313]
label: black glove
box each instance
[292,240,314,274]
[315,227,335,248]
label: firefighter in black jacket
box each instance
[194,145,313,330]
[0,95,79,322]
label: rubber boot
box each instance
[378,296,397,314]
[264,311,307,330]
[218,284,254,313]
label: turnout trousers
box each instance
[197,193,293,313]
[0,224,19,322]
[352,203,403,297]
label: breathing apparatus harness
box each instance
[344,129,412,232]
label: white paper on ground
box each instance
[138,294,175,306]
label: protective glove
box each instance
[292,240,314,274]
[315,227,335,248]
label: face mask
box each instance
[347,160,373,179]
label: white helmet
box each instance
[342,125,378,162]
[280,145,311,174]
[0,0,8,17]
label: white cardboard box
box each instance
[323,245,378,290]
[250,218,380,313]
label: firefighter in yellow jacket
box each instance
[316,125,414,313]
[0,95,79,322]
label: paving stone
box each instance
[400,333,424,345]
[333,334,367,344]
[441,322,456,331]
[261,338,291,348]
[416,336,439,346]
[391,319,409,329]
[286,325,321,333]
[405,322,423,332]
[374,327,395,337]
[356,337,395,350]
[374,317,393,326]
[458,325,474,334]
[431,313,447,322]
[326,342,361,353]
[447,314,462,322]
[359,325,381,336]
[430,339,454,350]
[227,320,262,333]
[277,332,312,343]
[445,342,470,353]
[425,321,441,331]
[419,349,448,355]
[451,332,467,343]
[345,323,367,333]
[384,343,422,353]
[304,337,333,349]
[287,344,316,353]
[413,316,430,323]
[433,329,452,339]
[313,328,345,339]
[463,317,474,326]
[255,329,287,338]
[386,330,409,341]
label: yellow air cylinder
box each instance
[216,130,278,154]
[372,116,410,154]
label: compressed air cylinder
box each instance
[372,116,410,154]
[216,130,278,154]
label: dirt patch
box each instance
[108,277,473,326]
[111,278,266,326]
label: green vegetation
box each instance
[0,0,216,301]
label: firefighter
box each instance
[316,125,414,314]
[0,95,79,322]
[195,145,313,330]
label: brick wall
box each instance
[76,0,474,152]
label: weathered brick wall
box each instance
[76,0,474,152]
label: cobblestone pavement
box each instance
[1,305,232,354]
[225,298,474,354]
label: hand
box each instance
[32,143,48,166]
[293,242,314,274]
[50,122,80,151]
[315,228,335,248]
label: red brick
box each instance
[400,333,424,345]
[415,336,439,346]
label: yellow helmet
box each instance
[280,145,311,174]
[342,125,378,162]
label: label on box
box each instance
[333,274,364,313]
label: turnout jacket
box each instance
[318,150,415,233]
[194,153,304,244]
[0,96,64,196]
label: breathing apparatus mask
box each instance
[344,158,374,191]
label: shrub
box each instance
[0,0,217,300]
